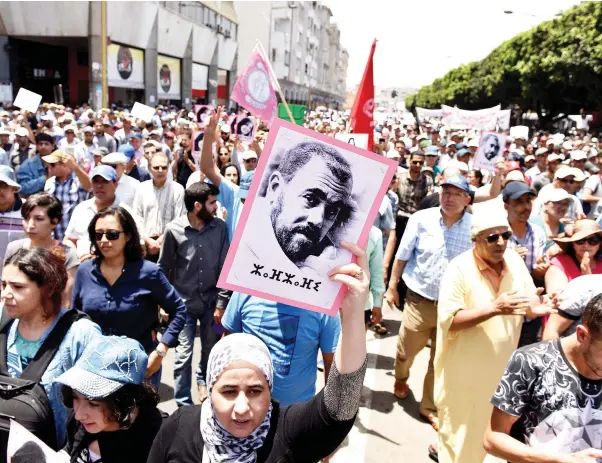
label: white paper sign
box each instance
[510,125,529,140]
[7,420,61,462]
[473,132,506,173]
[335,133,369,150]
[13,88,42,113]
[131,102,155,123]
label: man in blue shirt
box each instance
[385,175,473,430]
[222,293,341,407]
[17,132,54,196]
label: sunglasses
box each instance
[485,230,513,244]
[152,165,168,171]
[574,237,601,246]
[95,230,125,241]
[244,158,257,163]
[559,178,577,184]
[411,160,424,166]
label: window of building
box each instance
[272,49,276,62]
[284,51,290,66]
[305,63,308,75]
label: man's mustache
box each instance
[291,224,321,241]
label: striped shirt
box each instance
[396,207,473,301]
[507,223,547,273]
[44,172,89,241]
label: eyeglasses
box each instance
[94,230,125,241]
[559,178,577,184]
[152,165,168,171]
[485,230,513,244]
[574,237,601,246]
[411,160,424,166]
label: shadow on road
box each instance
[366,352,395,371]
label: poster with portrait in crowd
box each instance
[0,216,26,278]
[230,115,256,142]
[473,132,506,173]
[7,420,60,462]
[218,119,397,315]
[194,105,213,127]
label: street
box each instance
[157,302,435,463]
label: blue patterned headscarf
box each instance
[200,333,274,463]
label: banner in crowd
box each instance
[218,119,397,315]
[108,43,145,89]
[350,39,377,151]
[438,104,509,131]
[473,132,506,172]
[231,44,278,126]
[335,133,369,150]
[497,109,511,131]
[157,55,181,100]
[416,107,443,121]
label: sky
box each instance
[323,0,583,90]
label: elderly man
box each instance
[134,151,185,261]
[42,150,91,241]
[64,165,139,260]
[8,127,35,172]
[385,175,473,430]
[532,153,563,193]
[434,200,555,463]
[17,133,55,197]
[531,166,585,221]
[100,151,140,208]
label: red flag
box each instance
[350,40,376,151]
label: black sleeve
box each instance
[147,406,203,463]
[417,193,440,211]
[278,389,355,461]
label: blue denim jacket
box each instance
[16,154,46,196]
[6,309,102,446]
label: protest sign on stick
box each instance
[13,88,42,114]
[218,119,397,315]
[131,102,155,123]
[473,132,506,173]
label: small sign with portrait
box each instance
[230,115,256,142]
[218,119,397,315]
[473,132,506,173]
[194,105,213,127]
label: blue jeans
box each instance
[173,309,219,406]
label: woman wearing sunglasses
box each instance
[216,146,232,170]
[545,219,602,296]
[71,206,186,389]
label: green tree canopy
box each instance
[405,2,602,121]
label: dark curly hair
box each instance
[4,248,67,319]
[220,162,240,185]
[88,206,143,261]
[61,382,160,429]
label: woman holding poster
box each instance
[147,242,369,463]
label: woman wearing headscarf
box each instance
[148,241,369,463]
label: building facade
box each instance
[236,1,348,110]
[0,1,238,108]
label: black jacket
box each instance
[63,405,164,463]
[147,390,355,463]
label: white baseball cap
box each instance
[101,152,129,165]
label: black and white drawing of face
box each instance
[238,118,254,137]
[482,134,501,161]
[264,142,354,265]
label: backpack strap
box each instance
[19,310,84,383]
[0,310,14,376]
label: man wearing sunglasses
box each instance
[100,151,140,208]
[435,201,556,463]
[241,150,258,173]
[531,166,586,221]
[386,175,472,431]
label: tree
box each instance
[405,2,602,122]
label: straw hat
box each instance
[553,219,602,252]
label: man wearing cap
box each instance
[532,166,585,221]
[16,132,56,197]
[0,165,23,219]
[114,117,135,147]
[57,125,87,168]
[8,126,35,172]
[64,165,140,260]
[93,119,117,153]
[43,150,92,241]
[240,150,258,174]
[0,128,12,154]
[81,126,97,164]
[434,200,555,463]
[532,152,562,193]
[385,175,473,430]
[525,147,548,182]
[163,131,176,152]
[134,151,185,261]
[503,182,548,347]
[101,151,140,208]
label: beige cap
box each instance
[471,199,510,239]
[42,150,71,164]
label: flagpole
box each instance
[255,41,295,124]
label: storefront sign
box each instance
[108,44,144,89]
[157,55,181,100]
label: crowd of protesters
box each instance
[0,100,601,463]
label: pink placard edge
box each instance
[217,118,398,315]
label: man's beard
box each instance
[270,194,321,264]
[197,207,214,222]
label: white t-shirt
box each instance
[115,173,140,208]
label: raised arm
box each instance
[200,108,223,187]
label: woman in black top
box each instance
[148,241,369,463]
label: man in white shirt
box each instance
[113,116,135,146]
[524,147,548,181]
[100,151,140,208]
[63,165,140,260]
[57,125,88,168]
[134,152,185,261]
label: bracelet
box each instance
[154,348,167,358]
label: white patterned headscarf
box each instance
[200,333,274,463]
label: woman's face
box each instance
[241,121,253,136]
[72,390,120,434]
[224,165,239,185]
[573,236,601,262]
[545,200,570,220]
[211,361,271,438]
[95,215,129,259]
[1,265,42,320]
[218,149,231,164]
[23,206,57,241]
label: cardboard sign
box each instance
[335,133,369,150]
[131,102,155,123]
[13,88,42,113]
[218,119,397,315]
[230,116,256,142]
[473,132,506,173]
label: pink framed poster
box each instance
[217,119,397,315]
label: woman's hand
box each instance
[145,346,166,378]
[206,107,222,140]
[328,241,370,319]
[581,251,592,275]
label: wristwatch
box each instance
[154,348,167,358]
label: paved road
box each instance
[157,302,436,462]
